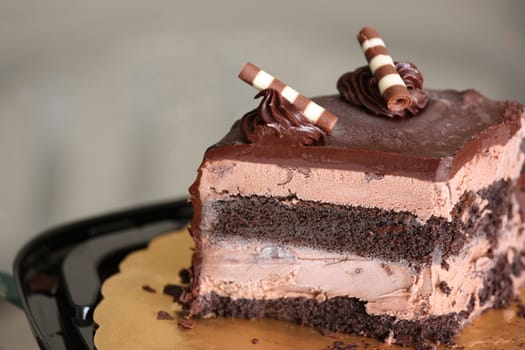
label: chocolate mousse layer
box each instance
[204,179,514,265]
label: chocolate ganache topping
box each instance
[337,62,428,118]
[241,89,325,146]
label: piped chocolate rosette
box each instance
[241,89,326,146]
[238,63,338,146]
[338,26,428,118]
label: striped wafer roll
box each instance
[357,27,412,112]
[239,62,338,133]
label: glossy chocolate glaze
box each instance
[207,89,522,181]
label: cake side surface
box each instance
[191,182,525,319]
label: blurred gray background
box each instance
[1,0,524,272]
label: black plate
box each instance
[13,200,192,350]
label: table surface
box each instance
[0,300,37,349]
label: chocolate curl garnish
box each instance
[239,62,338,134]
[357,27,412,112]
[337,61,428,118]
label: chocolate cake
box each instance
[180,27,525,346]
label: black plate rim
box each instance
[12,199,192,349]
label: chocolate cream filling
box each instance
[192,246,524,346]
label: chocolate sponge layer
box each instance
[206,179,514,265]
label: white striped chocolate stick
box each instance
[357,27,412,112]
[238,62,338,133]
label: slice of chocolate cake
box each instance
[180,28,525,346]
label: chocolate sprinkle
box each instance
[142,285,156,293]
[251,338,259,345]
[177,318,195,329]
[156,310,174,320]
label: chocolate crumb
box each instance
[329,341,357,350]
[517,303,525,318]
[319,328,337,338]
[157,310,174,320]
[179,268,191,284]
[163,284,185,300]
[437,281,452,295]
[251,338,259,344]
[333,341,344,349]
[142,285,156,293]
[441,260,450,271]
[177,318,195,329]
[415,340,437,350]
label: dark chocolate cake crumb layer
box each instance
[197,295,473,346]
[478,249,525,308]
[205,179,514,265]
[188,251,524,345]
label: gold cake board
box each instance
[94,229,525,350]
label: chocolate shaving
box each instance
[177,318,195,329]
[156,310,174,320]
[142,285,156,293]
